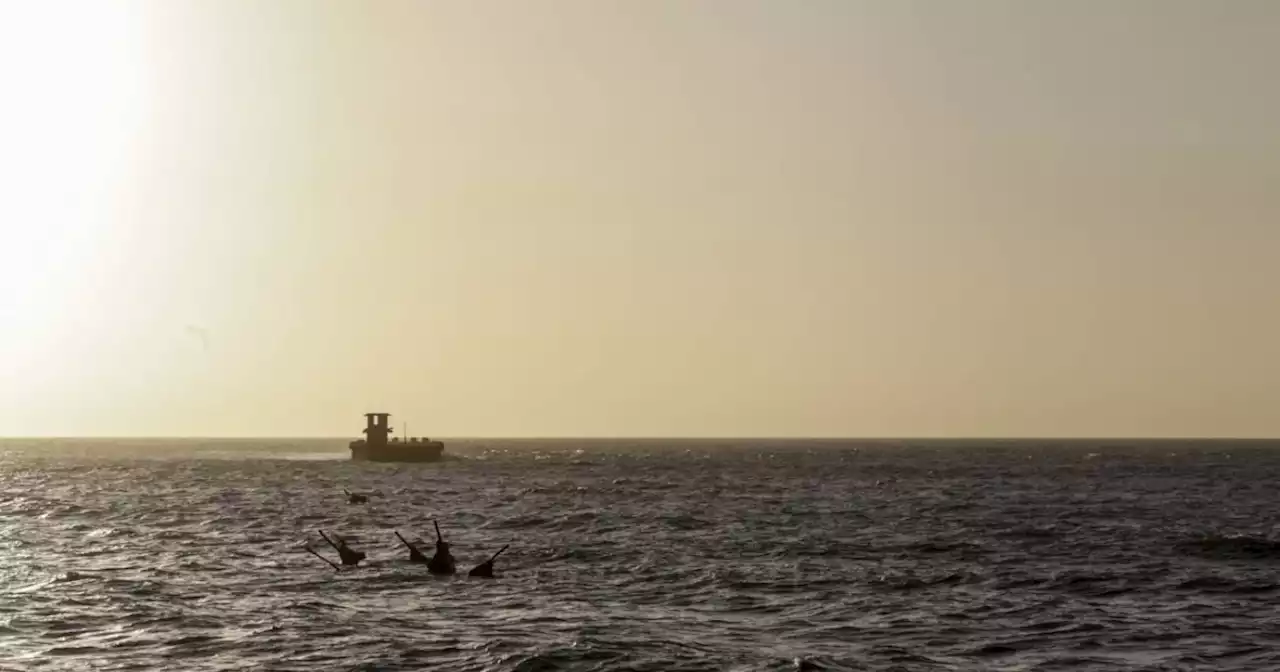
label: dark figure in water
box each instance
[427,520,455,575]
[318,530,366,566]
[468,545,509,578]
[344,488,368,504]
[394,530,428,563]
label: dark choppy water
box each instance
[2,438,1280,671]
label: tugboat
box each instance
[349,412,444,462]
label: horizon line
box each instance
[2,435,1278,442]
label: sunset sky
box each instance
[0,1,1276,438]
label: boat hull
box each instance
[349,440,444,462]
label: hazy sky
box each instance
[1,1,1277,438]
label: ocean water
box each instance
[1,438,1279,671]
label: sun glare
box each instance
[0,1,148,397]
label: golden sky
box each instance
[1,1,1277,438]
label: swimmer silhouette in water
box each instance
[318,529,366,566]
[427,520,455,575]
[394,530,428,563]
[468,545,509,578]
[304,545,341,571]
[343,488,368,504]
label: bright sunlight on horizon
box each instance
[1,1,1277,438]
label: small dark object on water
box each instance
[395,530,428,563]
[427,520,455,575]
[318,530,366,566]
[344,488,368,504]
[468,544,509,578]
[1177,533,1280,560]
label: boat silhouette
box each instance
[349,412,444,462]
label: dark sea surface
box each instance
[2,438,1280,671]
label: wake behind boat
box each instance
[349,412,444,462]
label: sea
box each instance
[1,438,1279,672]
